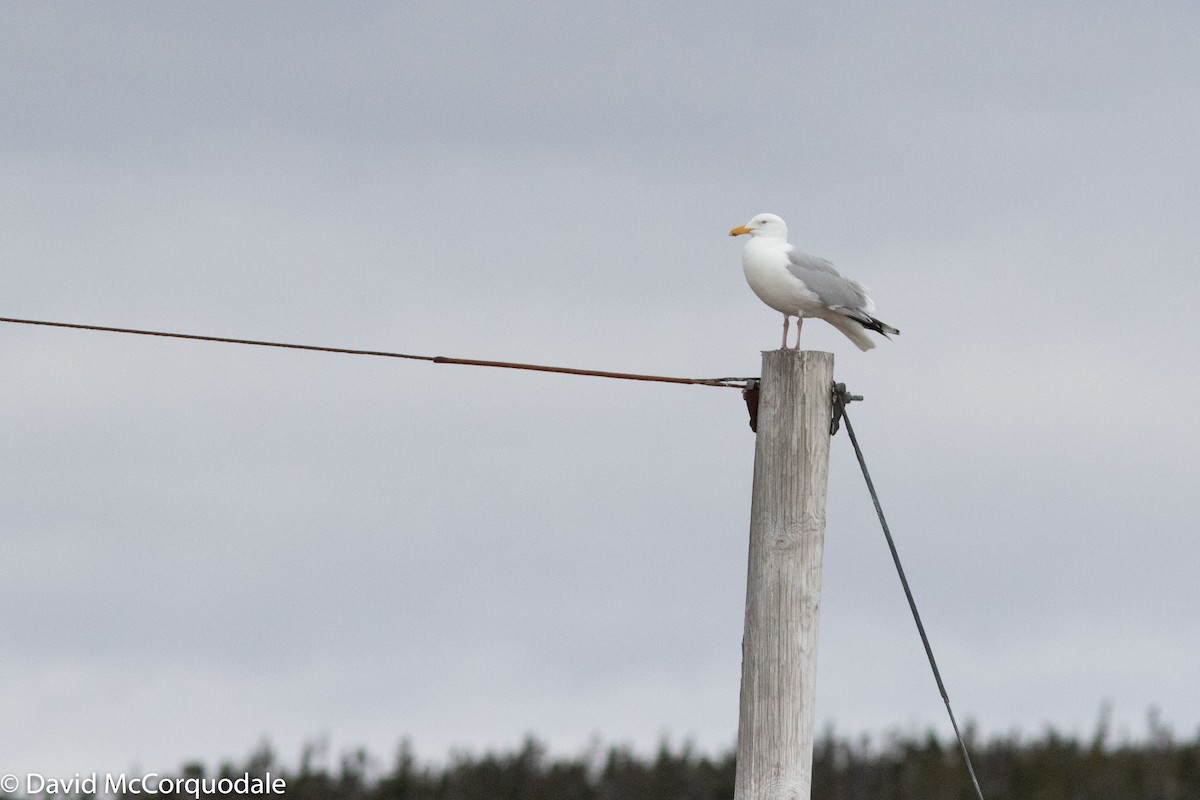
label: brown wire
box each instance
[0,316,752,389]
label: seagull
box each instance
[730,213,899,351]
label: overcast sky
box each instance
[3,0,1199,779]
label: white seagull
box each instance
[730,213,899,351]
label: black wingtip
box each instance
[861,317,900,337]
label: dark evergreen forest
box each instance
[41,718,1198,800]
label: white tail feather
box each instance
[822,313,877,351]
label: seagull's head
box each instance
[729,213,788,240]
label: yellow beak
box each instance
[729,225,751,237]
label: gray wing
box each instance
[785,248,874,314]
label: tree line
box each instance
[14,717,1200,800]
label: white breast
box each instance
[742,238,822,317]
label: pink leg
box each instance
[792,317,804,350]
[780,315,790,350]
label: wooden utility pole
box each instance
[735,349,834,800]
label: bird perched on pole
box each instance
[730,213,898,351]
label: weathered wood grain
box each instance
[734,350,834,800]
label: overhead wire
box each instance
[0,316,753,389]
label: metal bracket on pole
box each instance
[742,379,761,432]
[830,381,863,436]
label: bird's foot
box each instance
[790,318,804,349]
